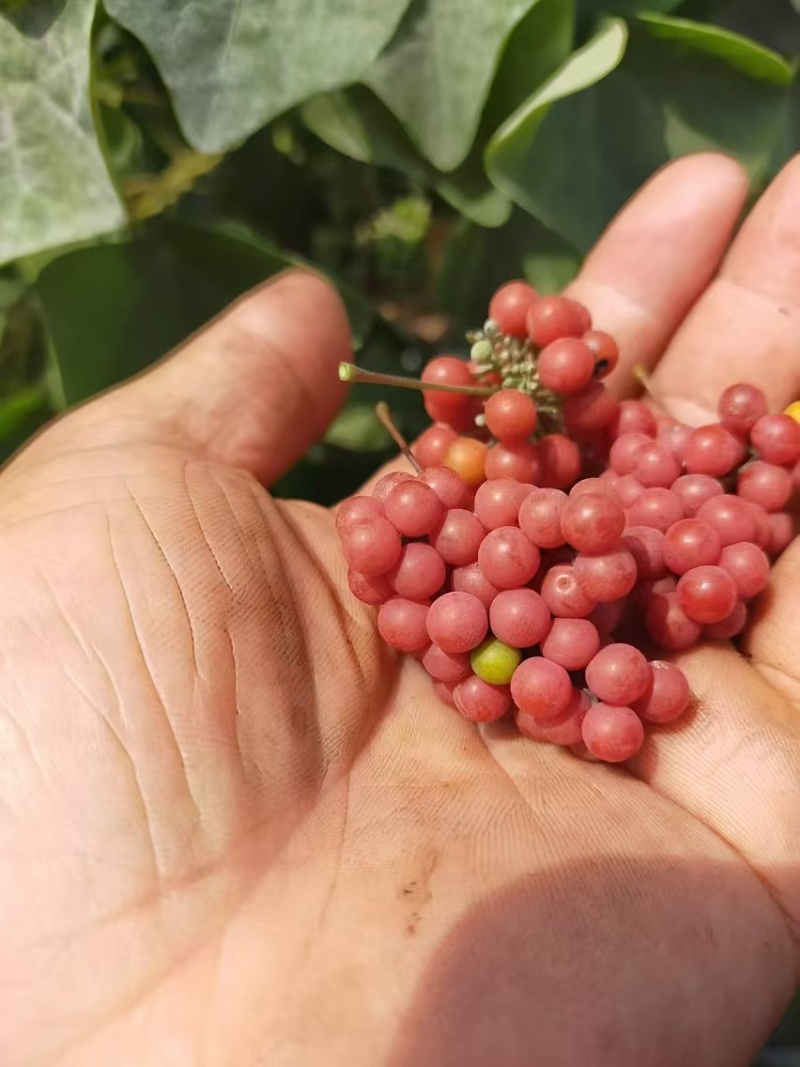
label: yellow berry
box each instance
[784,401,800,424]
[470,637,521,685]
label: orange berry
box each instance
[444,437,488,487]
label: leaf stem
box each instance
[375,402,422,473]
[338,362,495,397]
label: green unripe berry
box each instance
[470,637,521,685]
[470,339,493,363]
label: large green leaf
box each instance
[104,0,410,155]
[487,16,790,252]
[37,219,372,406]
[486,19,629,249]
[709,0,800,58]
[303,87,511,228]
[0,0,125,265]
[303,0,573,227]
[577,0,682,17]
[365,0,550,172]
[638,13,793,84]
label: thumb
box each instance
[25,270,351,485]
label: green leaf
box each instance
[104,0,410,154]
[486,19,629,249]
[0,0,125,265]
[365,0,549,172]
[324,404,391,452]
[37,219,373,406]
[0,383,47,439]
[577,0,682,17]
[637,13,794,84]
[706,0,800,59]
[303,0,573,228]
[487,16,790,252]
[303,87,512,228]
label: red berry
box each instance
[750,413,800,467]
[539,433,581,489]
[563,382,619,434]
[413,423,458,468]
[422,356,480,431]
[718,383,767,436]
[526,295,590,347]
[488,280,538,337]
[484,440,541,483]
[484,389,538,441]
[583,330,619,377]
[537,338,596,395]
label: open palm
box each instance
[3,154,800,1067]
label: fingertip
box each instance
[211,266,349,424]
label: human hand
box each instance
[2,154,800,1067]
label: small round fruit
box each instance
[453,675,512,722]
[478,527,541,589]
[421,356,480,430]
[750,413,800,466]
[585,643,651,705]
[484,440,541,483]
[581,703,644,763]
[426,591,489,654]
[676,565,738,624]
[470,637,522,685]
[341,516,402,576]
[583,330,619,377]
[422,644,471,684]
[413,423,459,469]
[489,588,552,648]
[632,662,691,724]
[718,383,767,435]
[510,657,572,721]
[516,688,589,746]
[384,479,445,537]
[541,618,600,671]
[488,280,538,337]
[444,437,489,487]
[377,598,430,652]
[484,389,538,441]
[527,295,590,347]
[537,338,595,395]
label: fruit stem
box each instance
[338,362,495,397]
[375,402,422,473]
[632,364,668,415]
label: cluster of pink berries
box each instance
[335,281,800,764]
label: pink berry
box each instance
[454,676,512,722]
[478,527,540,589]
[426,592,489,654]
[516,688,589,745]
[510,657,573,721]
[581,703,644,762]
[378,598,430,652]
[676,565,738,625]
[585,642,651,705]
[489,588,552,649]
[541,618,600,671]
[632,661,691,723]
[384,479,445,537]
